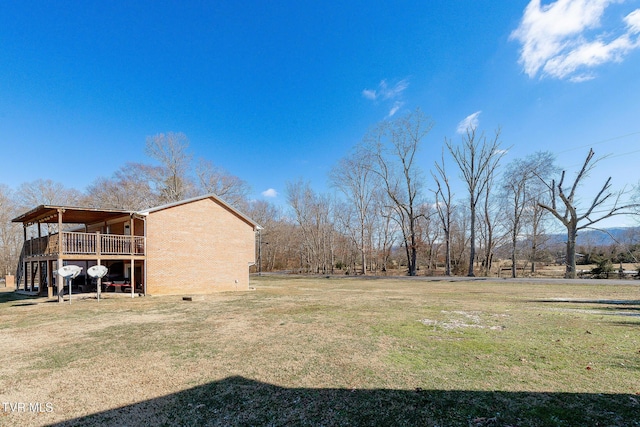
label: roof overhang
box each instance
[12,205,136,226]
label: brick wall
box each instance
[145,197,256,295]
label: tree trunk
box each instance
[530,212,540,275]
[511,234,517,279]
[468,202,476,277]
[444,230,451,276]
[565,225,577,279]
[360,228,366,275]
[530,242,537,274]
[410,244,417,276]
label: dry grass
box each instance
[1,275,639,426]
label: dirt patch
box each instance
[419,310,508,330]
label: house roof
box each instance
[137,193,262,230]
[12,205,135,226]
[12,194,262,230]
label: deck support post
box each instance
[96,231,102,302]
[28,261,32,292]
[47,260,54,299]
[57,208,64,303]
[130,215,135,298]
[21,225,26,291]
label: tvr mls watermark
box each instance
[2,402,54,413]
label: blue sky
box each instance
[1,1,640,225]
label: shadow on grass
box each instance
[49,376,639,427]
[537,299,640,306]
[0,290,39,305]
[535,299,640,318]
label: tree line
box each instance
[276,109,639,279]
[2,111,639,281]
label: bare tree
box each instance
[286,180,335,274]
[15,179,83,210]
[501,158,529,278]
[330,145,376,275]
[195,159,251,210]
[0,185,22,276]
[364,109,434,276]
[446,127,505,276]
[415,203,440,273]
[14,179,84,237]
[145,132,195,203]
[501,152,557,277]
[331,200,360,273]
[632,180,640,220]
[87,134,250,211]
[449,206,471,275]
[370,192,397,273]
[245,199,286,273]
[526,195,552,274]
[432,149,454,275]
[478,153,505,276]
[85,162,160,210]
[538,149,638,279]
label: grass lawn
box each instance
[1,275,639,426]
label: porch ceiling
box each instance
[12,205,135,226]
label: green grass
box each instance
[1,277,639,426]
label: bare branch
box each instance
[537,148,637,278]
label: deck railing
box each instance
[63,232,96,254]
[100,234,145,255]
[23,232,145,257]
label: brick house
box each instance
[12,194,261,298]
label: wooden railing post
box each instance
[96,231,101,258]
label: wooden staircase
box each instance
[15,244,25,290]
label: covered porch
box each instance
[12,205,147,300]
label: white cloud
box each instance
[511,0,640,81]
[543,33,638,80]
[261,188,278,198]
[387,101,403,118]
[626,9,640,33]
[361,89,377,100]
[362,78,409,101]
[456,111,482,134]
[363,78,409,118]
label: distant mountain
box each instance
[548,227,640,247]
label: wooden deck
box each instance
[22,231,146,259]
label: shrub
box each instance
[590,258,614,279]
